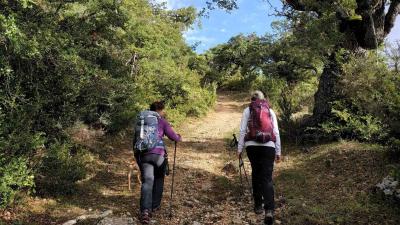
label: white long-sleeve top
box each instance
[238,107,281,155]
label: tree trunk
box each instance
[312,52,343,124]
[283,0,400,125]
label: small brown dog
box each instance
[128,160,141,191]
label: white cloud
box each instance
[183,28,216,43]
[153,0,186,10]
[220,28,226,32]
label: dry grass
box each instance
[275,141,400,225]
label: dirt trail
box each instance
[97,92,271,225]
[142,93,270,225]
[20,93,277,225]
[172,94,245,175]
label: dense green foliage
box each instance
[0,155,34,208]
[0,0,215,207]
[202,33,320,139]
[204,11,399,149]
[320,52,399,142]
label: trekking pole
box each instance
[239,155,252,194]
[168,141,177,219]
[238,156,244,194]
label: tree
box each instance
[211,0,400,124]
[278,0,400,124]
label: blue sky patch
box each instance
[156,0,400,53]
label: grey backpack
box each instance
[133,110,162,153]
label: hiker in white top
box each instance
[237,90,282,225]
[238,104,281,157]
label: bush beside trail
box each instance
[0,0,215,208]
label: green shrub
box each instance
[0,156,34,208]
[307,52,399,145]
[319,101,387,142]
[220,71,254,91]
[36,142,90,195]
[1,0,216,198]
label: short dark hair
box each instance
[150,101,165,111]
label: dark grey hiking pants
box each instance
[135,153,165,212]
[246,146,276,211]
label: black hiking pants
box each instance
[135,153,166,212]
[246,146,276,211]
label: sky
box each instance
[156,0,400,53]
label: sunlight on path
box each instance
[153,92,262,225]
[178,94,245,142]
[173,93,246,175]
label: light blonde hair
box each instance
[251,90,265,100]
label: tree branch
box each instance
[384,0,400,36]
[284,0,307,11]
[284,0,344,18]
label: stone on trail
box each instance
[62,220,77,225]
[96,215,135,225]
[100,210,113,218]
[193,221,201,225]
[63,210,114,225]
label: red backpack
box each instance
[245,99,276,143]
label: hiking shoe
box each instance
[264,210,274,225]
[140,209,151,224]
[254,205,263,214]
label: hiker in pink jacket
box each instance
[134,101,181,224]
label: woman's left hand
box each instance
[275,155,281,163]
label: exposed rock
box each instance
[62,210,114,225]
[101,210,113,217]
[63,220,77,225]
[97,215,135,225]
[375,176,400,200]
[384,189,394,195]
